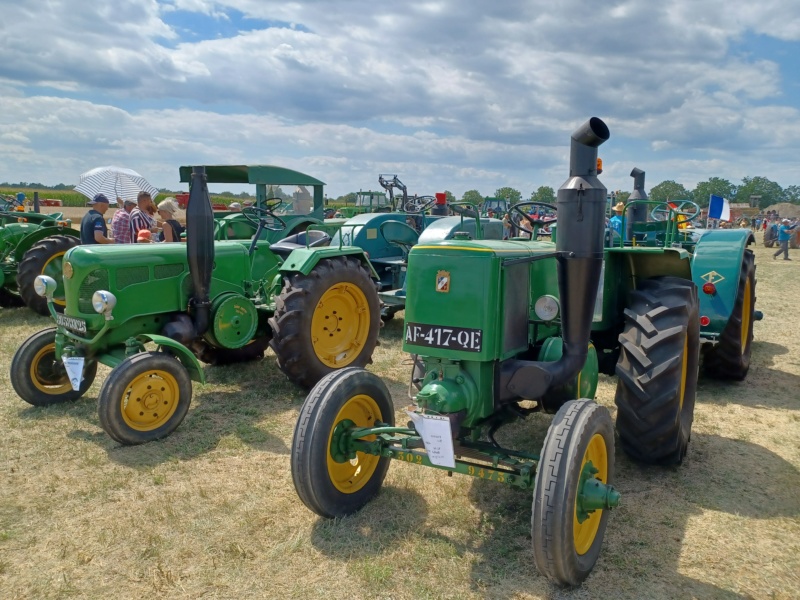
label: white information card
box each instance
[406,411,456,469]
[62,356,85,391]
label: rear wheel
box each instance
[291,368,394,518]
[97,352,192,445]
[532,399,618,587]
[17,235,80,316]
[614,277,700,465]
[703,250,756,380]
[11,327,97,406]
[269,256,381,389]
[0,287,25,308]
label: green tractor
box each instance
[0,196,79,314]
[289,117,760,586]
[10,166,381,446]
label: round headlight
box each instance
[62,260,73,279]
[91,290,117,314]
[534,295,560,321]
[34,275,57,298]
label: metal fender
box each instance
[279,246,379,279]
[691,229,754,334]
[135,334,206,384]
[13,227,79,262]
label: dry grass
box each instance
[1,243,799,600]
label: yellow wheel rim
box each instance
[574,433,608,555]
[42,250,68,307]
[311,283,370,368]
[740,278,752,353]
[30,343,73,395]
[679,335,688,411]
[326,394,382,493]
[119,369,180,432]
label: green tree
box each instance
[443,190,456,204]
[530,186,556,204]
[649,180,690,203]
[691,177,736,207]
[495,186,522,204]
[735,176,783,209]
[613,191,631,204]
[782,185,800,204]
[462,189,484,205]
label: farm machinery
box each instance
[290,117,760,586]
[11,166,381,445]
[0,196,79,314]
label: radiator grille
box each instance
[116,266,149,290]
[78,269,109,313]
[154,263,185,279]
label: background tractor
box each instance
[289,117,762,586]
[0,195,79,314]
[11,166,381,446]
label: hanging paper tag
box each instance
[406,411,455,469]
[62,356,85,391]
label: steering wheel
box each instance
[508,201,557,236]
[649,200,700,225]
[1,195,24,211]
[404,195,437,214]
[241,197,287,232]
[449,202,479,219]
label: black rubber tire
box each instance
[10,327,97,406]
[97,351,192,445]
[269,256,381,389]
[532,399,616,587]
[703,249,756,381]
[291,367,394,518]
[17,235,80,316]
[763,239,774,248]
[196,333,272,365]
[0,287,25,308]
[614,277,700,465]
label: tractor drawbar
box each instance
[502,117,610,400]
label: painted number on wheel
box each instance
[405,322,482,352]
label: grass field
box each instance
[0,243,798,599]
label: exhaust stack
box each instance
[626,167,648,240]
[186,166,215,336]
[502,117,609,400]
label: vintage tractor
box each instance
[10,167,381,446]
[0,198,79,314]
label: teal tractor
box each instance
[11,166,381,446]
[0,195,79,314]
[289,117,761,586]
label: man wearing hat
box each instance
[608,201,626,238]
[80,194,113,244]
[773,218,798,260]
[111,198,137,243]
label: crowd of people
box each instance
[80,192,185,245]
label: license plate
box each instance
[56,314,87,334]
[405,322,482,352]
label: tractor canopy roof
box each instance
[178,165,325,187]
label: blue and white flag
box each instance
[708,194,730,221]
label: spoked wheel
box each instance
[703,249,756,381]
[269,256,381,389]
[532,399,618,587]
[10,327,97,406]
[291,368,395,518]
[97,351,192,445]
[614,277,700,465]
[17,235,80,316]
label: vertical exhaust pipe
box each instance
[186,166,215,336]
[625,167,648,241]
[502,117,609,400]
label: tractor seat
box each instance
[269,229,331,260]
[379,220,420,258]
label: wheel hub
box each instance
[121,371,179,431]
[311,283,369,368]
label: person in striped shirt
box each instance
[111,198,136,243]
[129,191,158,243]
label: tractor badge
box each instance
[701,271,725,285]
[436,270,450,293]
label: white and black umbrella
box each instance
[74,166,160,205]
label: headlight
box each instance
[91,290,117,314]
[62,261,73,279]
[34,275,57,298]
[534,295,560,321]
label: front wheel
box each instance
[11,327,97,406]
[532,399,618,587]
[97,352,192,445]
[291,368,395,518]
[269,256,381,389]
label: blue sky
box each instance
[1,0,799,198]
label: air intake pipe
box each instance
[186,166,215,337]
[501,117,609,400]
[625,167,648,241]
